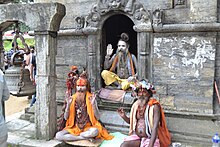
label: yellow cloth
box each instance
[64,91,114,140]
[101,70,131,90]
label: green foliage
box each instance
[4,23,30,33]
[3,38,35,51]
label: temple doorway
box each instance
[101,14,137,86]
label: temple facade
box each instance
[0,0,220,146]
[53,0,220,145]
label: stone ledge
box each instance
[8,133,62,147]
[165,110,219,120]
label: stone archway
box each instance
[101,14,137,86]
[0,3,65,140]
[84,0,154,90]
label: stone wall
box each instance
[153,33,216,114]
[56,35,87,100]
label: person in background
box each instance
[3,42,15,70]
[0,69,10,147]
[29,46,36,107]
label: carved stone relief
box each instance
[152,9,163,26]
[82,0,151,27]
[75,16,85,29]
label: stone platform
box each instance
[6,111,63,147]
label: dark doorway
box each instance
[100,14,137,86]
[102,14,137,56]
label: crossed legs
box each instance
[55,128,99,141]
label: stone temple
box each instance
[0,0,220,146]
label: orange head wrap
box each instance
[70,66,78,71]
[76,78,87,86]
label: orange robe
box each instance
[64,91,114,140]
[148,99,171,147]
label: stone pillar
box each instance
[35,31,57,140]
[87,34,98,91]
[214,0,220,115]
[215,32,220,115]
[0,31,3,69]
[0,31,5,118]
[137,32,151,80]
[134,24,153,81]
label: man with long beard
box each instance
[101,32,137,90]
[55,78,113,141]
[117,80,171,147]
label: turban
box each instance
[70,66,78,71]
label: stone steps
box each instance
[6,111,63,147]
[19,106,35,123]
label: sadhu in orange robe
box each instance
[64,91,114,140]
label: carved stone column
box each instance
[87,34,99,91]
[84,27,100,91]
[34,31,57,140]
[137,32,150,80]
[134,24,153,81]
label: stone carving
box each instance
[133,3,150,23]
[124,0,135,13]
[108,0,121,10]
[152,9,162,26]
[85,0,151,27]
[75,16,85,29]
[85,5,101,27]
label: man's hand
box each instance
[65,91,72,107]
[89,93,96,105]
[106,44,113,56]
[117,107,126,118]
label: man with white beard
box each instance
[101,32,137,90]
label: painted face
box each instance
[117,40,127,53]
[76,86,87,93]
[137,88,149,97]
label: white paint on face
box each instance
[117,40,127,52]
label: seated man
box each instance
[55,78,113,141]
[117,79,171,147]
[101,33,137,90]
